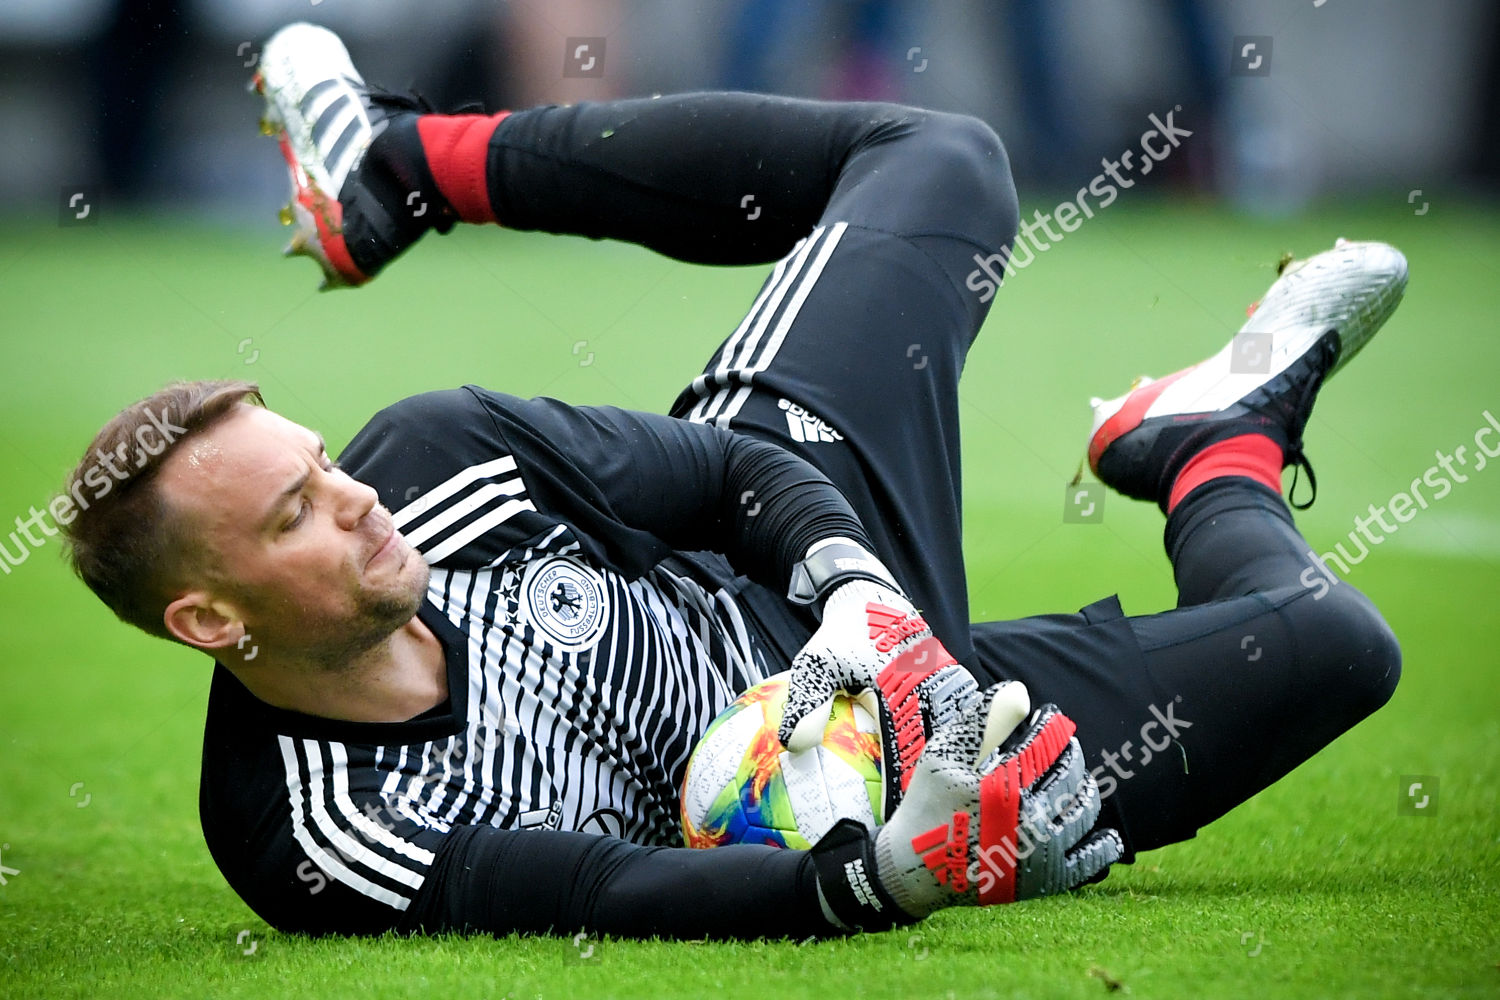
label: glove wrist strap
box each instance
[809,819,916,932]
[787,537,900,608]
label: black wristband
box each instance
[809,819,916,933]
[786,537,900,608]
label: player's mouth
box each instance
[365,521,402,571]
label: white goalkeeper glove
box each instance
[780,537,980,813]
[809,682,1124,929]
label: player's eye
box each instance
[284,498,310,532]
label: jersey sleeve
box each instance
[202,730,450,935]
[338,385,874,592]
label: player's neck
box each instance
[227,614,449,723]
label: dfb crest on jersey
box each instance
[520,555,610,652]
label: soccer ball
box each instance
[680,671,885,850]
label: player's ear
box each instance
[163,591,243,652]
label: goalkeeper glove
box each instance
[809,682,1123,929]
[781,537,979,812]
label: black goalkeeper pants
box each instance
[480,93,1401,860]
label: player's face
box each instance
[159,404,429,659]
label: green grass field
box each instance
[2,196,1497,999]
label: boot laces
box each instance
[364,83,484,116]
[1244,334,1337,510]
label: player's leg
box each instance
[971,239,1409,858]
[255,24,1006,280]
[636,106,1012,661]
[969,482,1401,859]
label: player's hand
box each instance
[779,578,981,809]
[809,682,1123,927]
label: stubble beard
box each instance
[307,555,433,670]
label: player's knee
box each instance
[919,112,1019,242]
[1351,602,1402,714]
[1305,588,1402,721]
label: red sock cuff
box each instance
[415,112,511,224]
[1167,433,1285,513]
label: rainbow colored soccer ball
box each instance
[680,671,886,850]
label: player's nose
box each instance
[332,472,380,531]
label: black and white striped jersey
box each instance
[405,526,764,847]
[199,386,868,936]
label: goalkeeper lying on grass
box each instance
[59,23,1405,938]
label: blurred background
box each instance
[2,0,1498,218]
